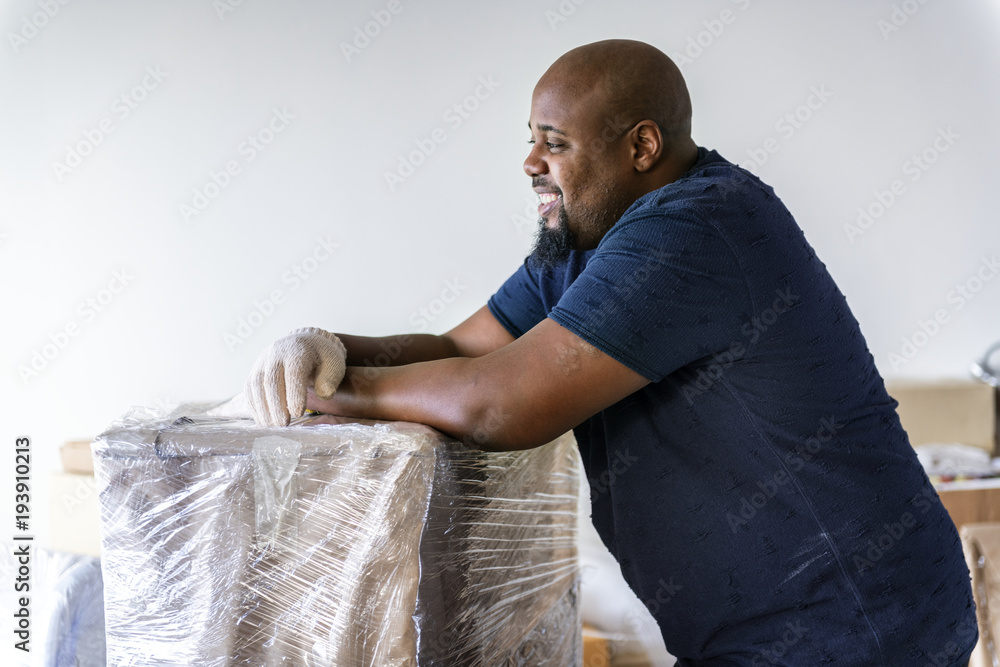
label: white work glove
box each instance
[245,327,347,427]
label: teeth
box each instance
[538,193,559,205]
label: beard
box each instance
[528,184,634,270]
[529,206,576,269]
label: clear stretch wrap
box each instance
[91,406,581,666]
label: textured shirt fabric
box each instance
[487,148,977,665]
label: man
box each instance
[244,40,977,665]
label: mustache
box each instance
[532,178,561,193]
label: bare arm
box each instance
[308,317,650,451]
[335,305,515,366]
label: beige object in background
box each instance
[938,481,1000,529]
[583,625,659,667]
[51,439,103,557]
[583,625,611,667]
[61,439,96,475]
[49,472,102,557]
[960,524,1000,667]
[887,380,997,454]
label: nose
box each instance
[523,142,547,178]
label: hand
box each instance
[245,327,347,427]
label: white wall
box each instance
[1,0,998,576]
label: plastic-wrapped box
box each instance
[91,407,581,666]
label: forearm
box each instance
[308,319,649,451]
[335,333,460,367]
[333,305,514,368]
[307,358,516,451]
[245,308,514,428]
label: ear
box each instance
[629,120,663,173]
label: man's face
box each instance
[524,81,636,267]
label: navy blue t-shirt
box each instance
[488,149,976,665]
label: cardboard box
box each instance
[887,380,996,455]
[60,439,96,475]
[92,412,581,666]
[583,625,611,667]
[960,524,1000,667]
[939,484,1000,529]
[581,624,656,667]
[49,472,102,557]
[936,477,1000,529]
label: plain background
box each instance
[1,0,998,661]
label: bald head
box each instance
[537,39,693,150]
[524,40,699,258]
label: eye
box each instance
[527,139,565,151]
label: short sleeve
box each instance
[549,210,751,381]
[488,251,593,339]
[487,259,548,338]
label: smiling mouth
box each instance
[537,192,561,218]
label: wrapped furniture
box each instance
[91,407,581,666]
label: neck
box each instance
[632,138,700,200]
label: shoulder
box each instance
[598,149,789,253]
[642,149,773,216]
